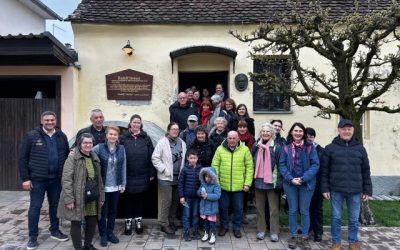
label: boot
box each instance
[183,231,191,242]
[161,225,175,235]
[135,217,143,234]
[209,233,216,244]
[288,236,297,249]
[201,230,209,242]
[124,219,132,235]
[349,242,360,250]
[331,243,341,250]
[302,237,311,250]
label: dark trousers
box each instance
[309,188,324,236]
[124,191,145,218]
[204,219,216,234]
[99,191,120,237]
[71,216,97,249]
[28,179,61,238]
[220,190,244,230]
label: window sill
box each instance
[253,110,293,114]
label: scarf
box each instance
[254,140,273,184]
[201,110,211,125]
[291,140,304,175]
[238,131,254,149]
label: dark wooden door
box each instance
[0,98,59,190]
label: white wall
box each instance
[0,0,45,35]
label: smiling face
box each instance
[196,131,206,142]
[237,106,247,116]
[187,154,198,166]
[90,111,104,130]
[272,121,282,134]
[215,120,225,132]
[130,117,142,133]
[80,137,94,154]
[291,125,304,143]
[168,124,180,138]
[41,114,57,132]
[106,128,119,144]
[238,126,248,135]
[225,101,233,111]
[338,126,354,141]
[261,127,273,141]
[215,84,223,94]
[227,131,239,148]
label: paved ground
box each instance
[0,191,399,250]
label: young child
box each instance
[198,167,221,244]
[178,149,202,241]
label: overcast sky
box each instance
[41,0,81,46]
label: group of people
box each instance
[19,95,372,250]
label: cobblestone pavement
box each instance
[0,191,399,250]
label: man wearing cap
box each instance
[169,92,198,131]
[320,119,372,250]
[179,115,198,147]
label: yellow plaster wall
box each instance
[72,23,400,175]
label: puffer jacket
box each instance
[57,150,105,221]
[178,163,202,198]
[189,138,216,167]
[197,167,221,216]
[209,129,227,147]
[320,136,372,196]
[279,140,320,191]
[120,131,155,193]
[212,140,254,192]
[251,139,282,189]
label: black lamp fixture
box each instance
[122,40,134,55]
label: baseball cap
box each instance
[188,115,198,122]
[338,119,353,128]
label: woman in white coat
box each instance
[152,122,187,235]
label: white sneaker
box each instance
[209,233,216,244]
[201,231,209,242]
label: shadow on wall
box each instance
[68,120,166,148]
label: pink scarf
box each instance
[254,140,272,184]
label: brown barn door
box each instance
[0,76,61,190]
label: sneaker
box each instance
[201,231,209,242]
[100,236,108,247]
[256,231,265,240]
[233,229,242,238]
[183,231,191,242]
[209,233,216,244]
[270,233,279,242]
[50,230,69,242]
[26,238,38,250]
[135,217,143,234]
[288,236,297,249]
[302,237,311,250]
[125,219,132,235]
[107,233,119,244]
[192,230,201,240]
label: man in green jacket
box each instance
[212,131,253,238]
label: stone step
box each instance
[370,195,400,201]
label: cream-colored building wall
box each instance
[0,0,45,35]
[0,66,76,138]
[72,23,400,175]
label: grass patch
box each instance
[278,200,400,227]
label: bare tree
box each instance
[231,0,400,143]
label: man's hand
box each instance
[243,185,250,192]
[180,197,185,205]
[22,180,33,191]
[150,177,155,181]
[323,192,330,200]
[362,194,369,202]
[120,187,125,193]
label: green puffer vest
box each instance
[212,141,254,192]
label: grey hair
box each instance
[90,108,103,117]
[258,123,276,141]
[214,117,227,126]
[41,111,56,119]
[76,133,95,150]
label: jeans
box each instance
[330,191,361,244]
[181,197,200,232]
[99,191,120,237]
[28,179,61,238]
[283,182,314,237]
[219,190,243,230]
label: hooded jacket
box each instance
[320,136,372,196]
[211,140,254,192]
[197,167,221,215]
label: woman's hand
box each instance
[66,202,75,210]
[291,177,302,186]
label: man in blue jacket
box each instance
[19,111,70,250]
[321,119,372,250]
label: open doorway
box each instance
[179,71,229,99]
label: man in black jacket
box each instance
[73,108,106,147]
[19,111,70,250]
[321,119,372,250]
[169,92,197,131]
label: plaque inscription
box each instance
[106,69,153,100]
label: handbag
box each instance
[85,167,99,202]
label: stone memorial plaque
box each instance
[106,69,153,100]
